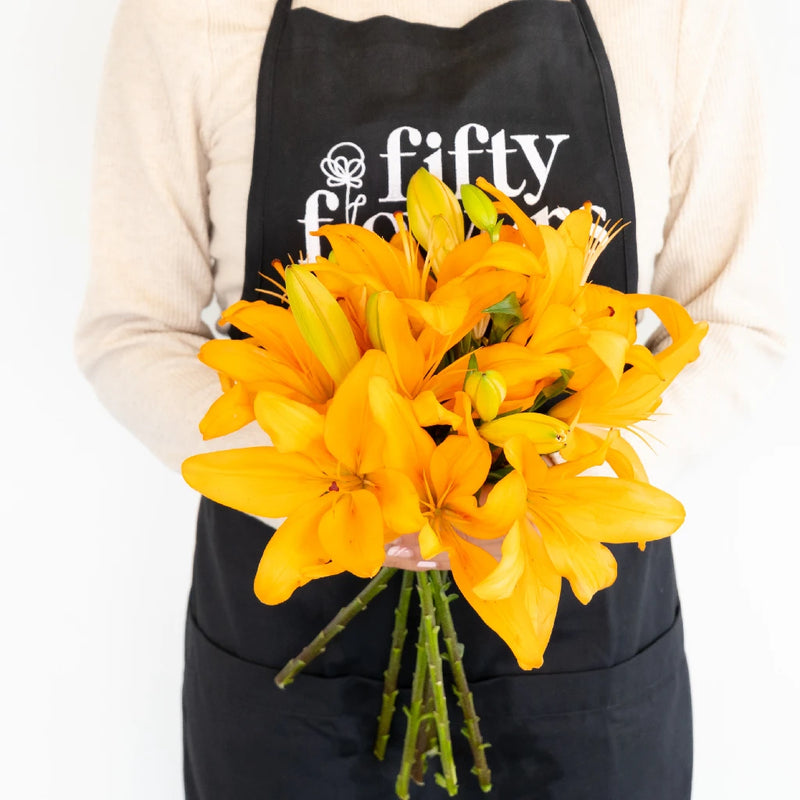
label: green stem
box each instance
[274,567,397,689]
[417,571,458,796]
[431,570,492,793]
[395,596,429,800]
[374,569,415,760]
[411,671,437,786]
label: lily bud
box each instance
[464,368,507,422]
[479,411,570,454]
[285,267,360,386]
[406,168,464,253]
[461,183,502,242]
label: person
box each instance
[75,0,785,797]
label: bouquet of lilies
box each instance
[182,169,707,797]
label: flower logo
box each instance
[319,142,367,224]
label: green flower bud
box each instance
[464,368,507,422]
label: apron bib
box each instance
[184,2,692,797]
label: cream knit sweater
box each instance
[76,0,786,493]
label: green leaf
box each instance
[531,369,575,411]
[484,293,524,344]
[483,292,522,319]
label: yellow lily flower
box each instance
[364,287,531,426]
[196,301,336,436]
[475,180,589,314]
[312,220,478,339]
[478,435,685,611]
[368,380,555,667]
[550,294,708,455]
[474,184,630,360]
[515,284,649,395]
[368,380,527,548]
[219,299,326,374]
[182,351,423,602]
[363,289,460,426]
[412,268,527,344]
[313,222,421,300]
[559,423,650,483]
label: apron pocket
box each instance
[183,610,413,800]
[472,608,692,799]
[183,608,690,800]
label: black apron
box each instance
[183,1,692,797]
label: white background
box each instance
[1,1,798,798]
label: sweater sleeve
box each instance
[632,0,787,490]
[75,0,269,472]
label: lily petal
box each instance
[515,518,562,646]
[428,433,492,503]
[182,447,331,517]
[402,294,471,336]
[199,382,256,440]
[447,532,551,670]
[469,241,544,277]
[474,517,562,652]
[450,469,528,541]
[472,522,525,601]
[365,291,426,396]
[605,433,649,482]
[537,513,618,605]
[368,468,425,536]
[199,339,274,384]
[476,177,545,254]
[368,376,436,495]
[318,489,386,578]
[503,435,550,487]
[587,329,630,385]
[543,477,685,543]
[253,496,342,605]
[323,350,393,475]
[253,392,326,456]
[419,520,445,560]
[220,301,311,368]
[557,203,593,250]
[411,390,463,428]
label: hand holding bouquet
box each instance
[183,170,707,796]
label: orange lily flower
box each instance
[195,300,336,439]
[367,381,558,668]
[182,351,423,603]
[551,294,709,478]
[477,435,685,613]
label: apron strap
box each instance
[572,0,638,292]
[241,0,296,325]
